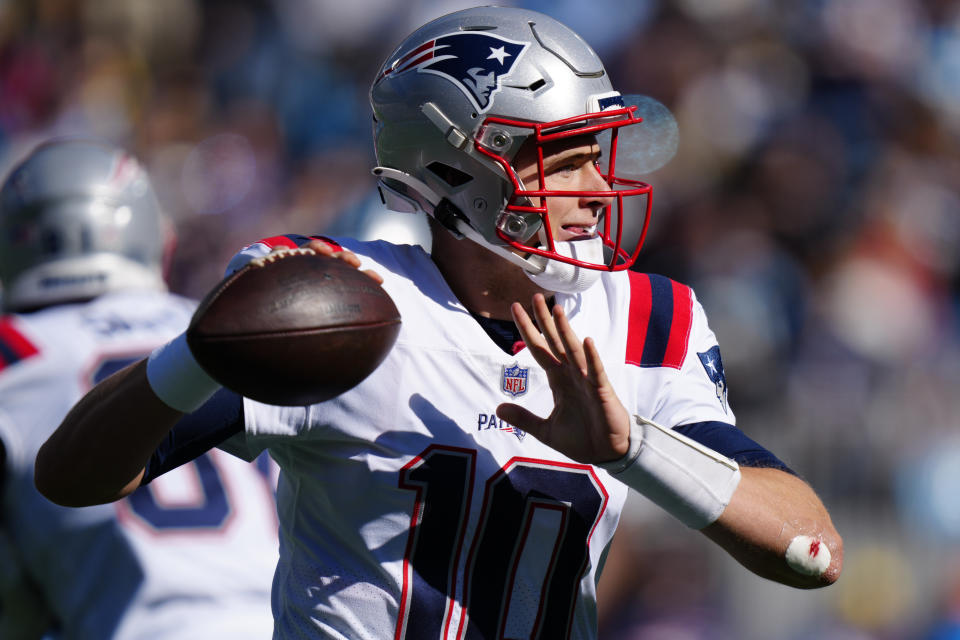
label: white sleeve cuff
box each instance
[146,333,222,413]
[599,415,741,529]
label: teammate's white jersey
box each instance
[222,238,734,640]
[0,291,279,640]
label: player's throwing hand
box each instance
[303,239,384,284]
[496,293,632,465]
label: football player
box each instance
[35,8,842,639]
[0,140,278,639]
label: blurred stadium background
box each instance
[2,0,959,638]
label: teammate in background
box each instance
[35,8,842,639]
[0,140,278,639]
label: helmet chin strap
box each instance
[523,236,604,294]
[453,219,604,294]
[372,166,604,294]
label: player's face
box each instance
[513,135,614,243]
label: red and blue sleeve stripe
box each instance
[0,317,39,372]
[256,234,342,252]
[625,272,693,369]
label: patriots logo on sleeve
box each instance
[380,32,529,113]
[697,346,729,413]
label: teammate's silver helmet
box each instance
[0,139,170,312]
[370,6,652,275]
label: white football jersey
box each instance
[222,237,733,640]
[0,291,279,639]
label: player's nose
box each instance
[581,163,614,213]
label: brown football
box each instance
[186,250,401,406]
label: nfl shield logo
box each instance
[501,362,528,397]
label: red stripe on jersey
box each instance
[257,236,300,250]
[255,234,342,252]
[662,279,693,369]
[0,316,40,371]
[625,271,652,367]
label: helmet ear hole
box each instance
[426,162,473,188]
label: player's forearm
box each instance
[35,360,183,507]
[701,466,843,588]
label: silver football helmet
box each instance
[370,6,652,285]
[0,139,170,311]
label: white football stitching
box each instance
[250,247,316,268]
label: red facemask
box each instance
[475,103,653,272]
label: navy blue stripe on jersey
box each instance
[640,274,675,366]
[142,388,244,484]
[674,421,795,474]
[625,273,692,369]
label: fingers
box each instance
[302,240,383,284]
[531,294,567,360]
[505,296,630,463]
[361,268,385,285]
[582,336,610,387]
[496,402,546,434]
[304,240,359,265]
[304,239,334,256]
[552,303,589,375]
[517,294,589,375]
[510,301,561,369]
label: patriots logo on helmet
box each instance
[381,32,529,113]
[697,346,729,413]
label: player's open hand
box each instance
[496,293,632,465]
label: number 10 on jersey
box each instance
[396,445,608,640]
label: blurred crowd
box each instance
[2,0,960,638]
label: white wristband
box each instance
[599,415,741,529]
[146,332,221,413]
